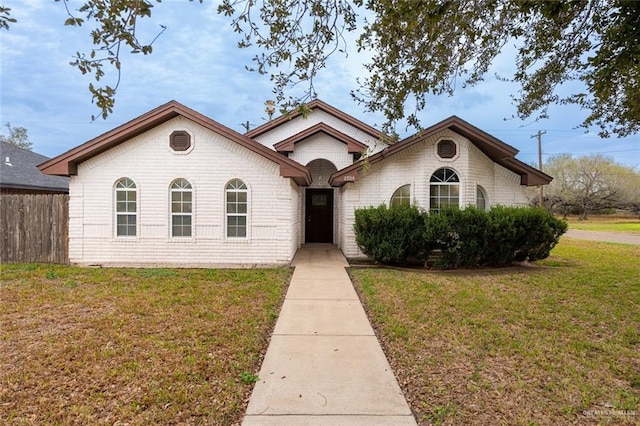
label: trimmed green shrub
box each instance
[424,207,490,269]
[354,203,424,265]
[491,206,568,263]
[484,206,518,266]
[354,204,567,269]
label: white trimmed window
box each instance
[477,185,487,211]
[170,178,192,237]
[226,179,248,238]
[115,178,137,237]
[390,184,411,207]
[429,168,460,213]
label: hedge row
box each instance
[354,204,567,269]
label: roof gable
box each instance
[330,116,552,187]
[38,101,311,186]
[246,99,383,140]
[273,122,369,154]
[1,141,69,192]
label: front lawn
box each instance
[350,239,639,425]
[0,265,290,425]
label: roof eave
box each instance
[502,158,553,186]
[39,102,184,176]
[38,100,312,185]
[0,183,69,193]
[329,116,552,187]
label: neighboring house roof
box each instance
[330,115,553,187]
[245,99,384,140]
[0,141,69,193]
[273,122,369,154]
[38,100,312,186]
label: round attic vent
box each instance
[170,131,191,152]
[437,139,456,159]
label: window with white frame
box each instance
[477,185,487,211]
[170,178,192,237]
[226,179,248,238]
[429,168,460,213]
[115,178,137,237]
[390,184,411,207]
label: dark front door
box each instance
[305,189,334,243]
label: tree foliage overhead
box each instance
[354,0,640,135]
[3,1,638,136]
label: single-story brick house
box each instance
[39,100,551,266]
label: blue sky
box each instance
[1,0,638,169]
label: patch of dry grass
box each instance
[350,239,639,425]
[0,265,290,425]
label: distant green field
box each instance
[566,216,640,233]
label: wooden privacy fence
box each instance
[1,194,69,264]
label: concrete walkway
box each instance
[242,244,416,425]
[564,229,640,245]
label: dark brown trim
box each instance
[437,139,456,158]
[169,130,191,151]
[273,123,369,154]
[245,99,383,140]
[38,101,311,186]
[329,115,552,187]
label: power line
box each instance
[519,148,640,156]
[531,130,546,208]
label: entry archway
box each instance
[305,159,337,243]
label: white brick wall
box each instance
[339,130,530,258]
[289,133,354,170]
[69,113,531,265]
[69,117,300,267]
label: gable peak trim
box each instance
[273,122,369,154]
[38,100,311,186]
[329,115,551,187]
[245,99,383,140]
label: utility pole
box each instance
[531,130,546,208]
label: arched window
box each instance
[170,178,192,237]
[477,185,487,211]
[390,185,411,207]
[115,178,137,236]
[429,168,460,213]
[226,179,248,238]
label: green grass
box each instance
[0,265,290,425]
[350,239,640,425]
[566,215,640,234]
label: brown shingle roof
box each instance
[38,101,311,186]
[330,115,552,187]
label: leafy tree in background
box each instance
[543,154,640,219]
[0,123,32,151]
[1,1,638,137]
